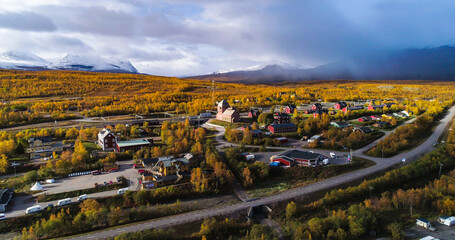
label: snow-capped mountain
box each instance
[213,61,303,74]
[0,51,138,73]
[0,51,49,70]
[189,61,308,83]
[49,54,138,73]
[189,45,455,83]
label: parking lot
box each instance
[406,221,455,240]
[40,160,141,194]
[3,160,142,218]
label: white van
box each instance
[77,194,87,202]
[0,213,5,220]
[330,152,336,158]
[57,198,71,207]
[117,188,128,195]
[26,205,43,214]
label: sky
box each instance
[0,0,455,76]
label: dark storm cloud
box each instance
[1,0,455,75]
[0,11,57,31]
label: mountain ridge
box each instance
[0,51,138,73]
[188,45,455,83]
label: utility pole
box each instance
[212,80,215,110]
[439,162,444,178]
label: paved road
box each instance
[64,105,455,240]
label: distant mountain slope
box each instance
[0,51,138,73]
[50,54,138,73]
[188,63,309,83]
[0,51,49,70]
[188,45,455,82]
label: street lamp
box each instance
[369,186,374,199]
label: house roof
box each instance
[249,109,260,114]
[347,106,363,110]
[218,100,230,107]
[117,139,151,148]
[142,158,159,166]
[28,136,53,143]
[281,150,323,160]
[274,112,290,117]
[269,123,296,128]
[222,107,237,116]
[98,128,114,139]
[337,101,348,107]
[417,218,430,223]
[275,137,288,141]
[354,126,373,133]
[331,121,349,128]
[157,157,189,168]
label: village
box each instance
[0,93,450,240]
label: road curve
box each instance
[65,105,455,240]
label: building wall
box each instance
[116,143,150,152]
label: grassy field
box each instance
[247,157,375,198]
[208,119,245,128]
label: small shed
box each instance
[438,215,455,226]
[416,218,432,229]
[275,137,288,143]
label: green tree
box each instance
[243,128,253,145]
[72,140,89,167]
[242,167,253,188]
[0,154,8,173]
[23,170,38,183]
[286,201,297,219]
[387,222,405,240]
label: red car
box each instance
[137,169,145,174]
[108,168,118,173]
[91,170,101,175]
[133,164,138,168]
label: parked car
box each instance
[0,213,5,221]
[45,179,55,184]
[133,164,138,168]
[116,177,123,182]
[10,162,20,167]
[26,205,43,214]
[77,194,88,202]
[108,168,118,173]
[137,169,145,174]
[117,188,128,195]
[57,198,71,207]
[92,170,101,175]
